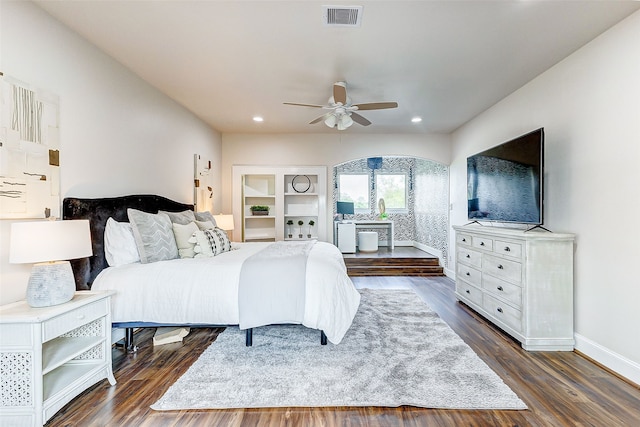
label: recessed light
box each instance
[411,117,422,123]
[253,116,264,122]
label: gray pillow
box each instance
[127,209,178,263]
[160,209,196,225]
[195,211,217,227]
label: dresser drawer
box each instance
[483,254,522,284]
[457,247,482,269]
[483,293,522,333]
[457,263,482,287]
[457,281,483,307]
[472,236,493,251]
[482,274,522,308]
[42,300,109,343]
[494,239,523,259]
[457,233,472,246]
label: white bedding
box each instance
[92,241,361,344]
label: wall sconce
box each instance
[10,220,92,307]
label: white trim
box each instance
[574,333,640,386]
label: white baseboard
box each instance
[574,333,640,386]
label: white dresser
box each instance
[0,291,116,426]
[453,225,575,351]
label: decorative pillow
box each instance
[104,217,140,266]
[160,209,196,225]
[195,211,217,227]
[172,222,199,258]
[189,227,232,258]
[127,209,178,263]
[194,220,215,231]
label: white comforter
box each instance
[92,241,361,344]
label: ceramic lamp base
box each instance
[26,261,76,308]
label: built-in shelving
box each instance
[232,166,327,242]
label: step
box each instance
[347,265,444,277]
[344,257,440,267]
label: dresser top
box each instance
[0,291,114,323]
[453,224,575,241]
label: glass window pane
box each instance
[376,174,407,209]
[339,174,369,210]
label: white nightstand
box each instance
[0,291,116,426]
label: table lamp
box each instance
[10,219,92,307]
[212,214,235,232]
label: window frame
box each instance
[337,172,370,213]
[375,172,409,213]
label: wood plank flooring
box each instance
[46,276,640,426]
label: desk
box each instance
[333,220,394,251]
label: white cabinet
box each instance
[0,291,116,426]
[453,226,575,351]
[233,166,327,242]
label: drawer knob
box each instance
[497,264,504,269]
[462,238,466,242]
[465,272,470,276]
[497,307,503,313]
[480,242,485,246]
[497,286,503,291]
[504,246,511,252]
[466,254,470,258]
[465,290,470,294]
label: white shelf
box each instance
[42,336,105,375]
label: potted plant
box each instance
[297,220,304,238]
[250,205,269,216]
[307,219,315,238]
[286,219,294,238]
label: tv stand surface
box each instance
[453,225,575,351]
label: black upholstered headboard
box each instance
[62,194,194,290]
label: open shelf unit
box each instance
[232,166,327,242]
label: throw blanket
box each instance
[238,240,315,330]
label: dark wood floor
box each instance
[46,276,640,426]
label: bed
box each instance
[62,194,360,351]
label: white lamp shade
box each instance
[324,114,337,128]
[212,214,235,231]
[10,219,93,264]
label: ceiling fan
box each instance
[284,82,398,130]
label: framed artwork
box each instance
[0,73,61,219]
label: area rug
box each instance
[151,289,527,410]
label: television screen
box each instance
[467,128,544,225]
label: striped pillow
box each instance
[190,227,232,257]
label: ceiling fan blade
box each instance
[283,102,324,108]
[353,102,398,111]
[351,112,371,126]
[333,82,347,105]
[309,113,330,124]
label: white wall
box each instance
[0,2,222,305]
[450,11,640,383]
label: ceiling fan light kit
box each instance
[284,81,398,130]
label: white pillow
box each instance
[189,227,232,257]
[104,218,140,266]
[172,222,199,258]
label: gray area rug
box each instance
[151,289,527,410]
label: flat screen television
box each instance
[467,128,544,225]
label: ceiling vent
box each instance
[323,5,363,27]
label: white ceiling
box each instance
[36,1,640,135]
